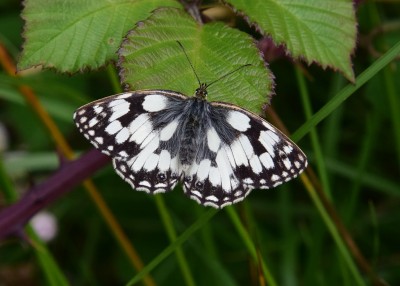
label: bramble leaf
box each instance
[18,0,181,72]
[119,8,273,114]
[225,0,357,81]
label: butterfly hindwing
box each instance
[112,156,180,194]
[182,102,307,208]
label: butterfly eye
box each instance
[184,176,192,182]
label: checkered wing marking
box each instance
[182,102,308,208]
[73,90,187,193]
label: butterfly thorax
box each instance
[195,83,208,99]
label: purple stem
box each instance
[0,149,110,240]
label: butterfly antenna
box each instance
[207,64,252,88]
[177,41,202,86]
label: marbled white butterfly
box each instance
[74,44,307,209]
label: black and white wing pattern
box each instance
[181,102,307,208]
[74,90,307,208]
[74,90,187,194]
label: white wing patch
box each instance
[132,136,160,172]
[230,139,248,166]
[259,130,276,156]
[106,120,123,135]
[160,120,179,141]
[142,94,168,112]
[259,152,274,169]
[238,135,254,159]
[131,120,153,145]
[143,153,159,171]
[215,147,235,192]
[207,127,221,153]
[227,110,251,131]
[249,155,263,174]
[109,99,130,121]
[158,150,171,171]
[115,128,130,144]
[197,159,211,181]
[129,114,150,134]
[209,167,221,186]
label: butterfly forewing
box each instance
[74,90,188,193]
[74,90,307,208]
[74,91,186,156]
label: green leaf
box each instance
[119,8,272,113]
[224,0,356,81]
[18,0,181,72]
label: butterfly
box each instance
[74,44,307,209]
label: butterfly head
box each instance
[195,83,208,99]
[177,41,251,101]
